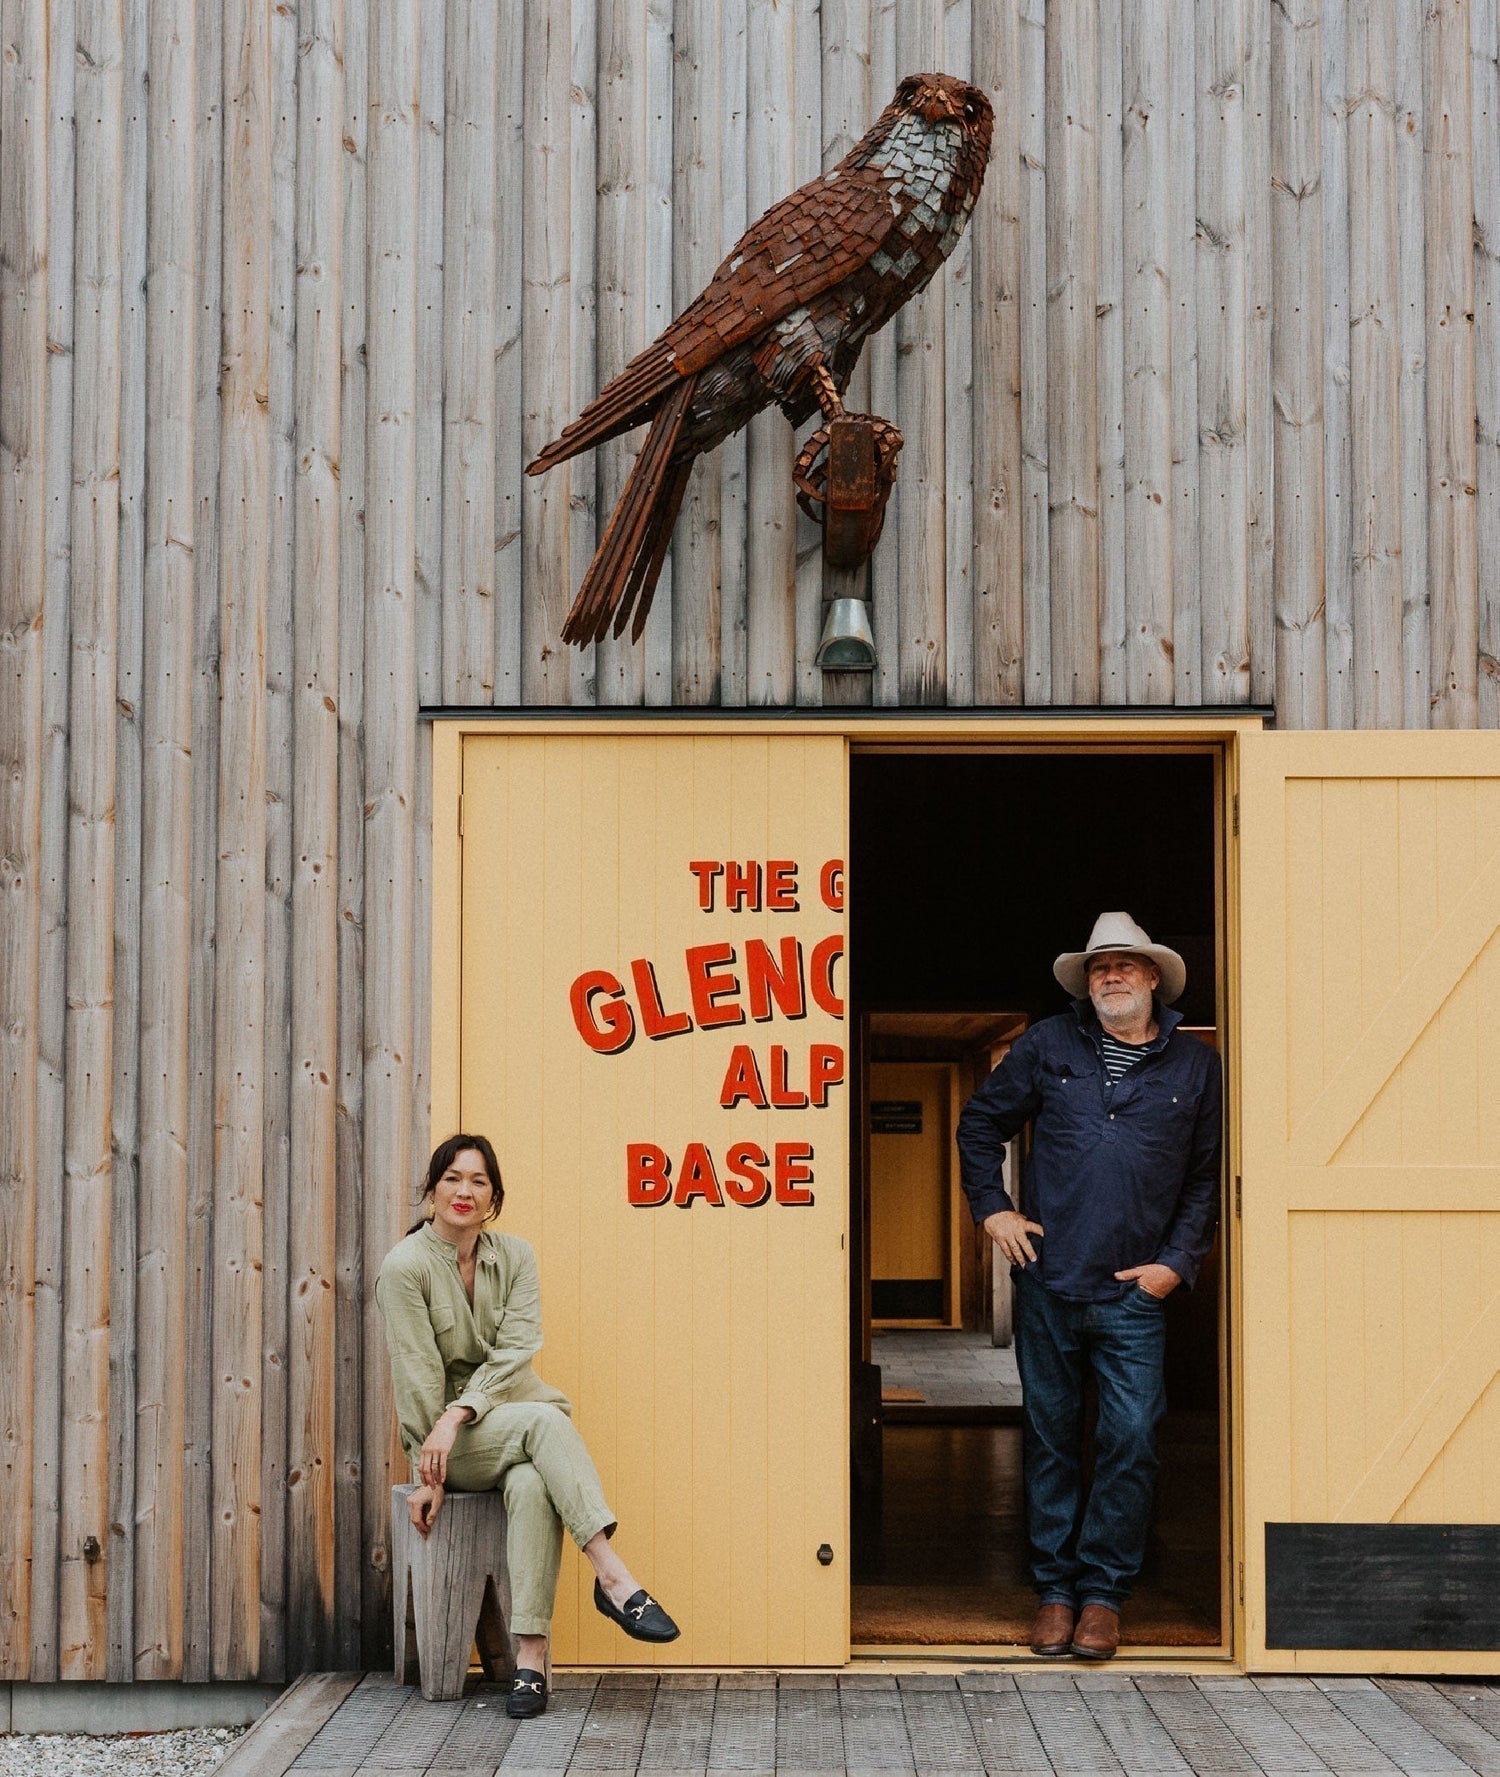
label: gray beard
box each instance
[1091,983,1153,1033]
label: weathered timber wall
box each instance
[1,0,1498,1684]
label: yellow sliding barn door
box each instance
[1238,732,1500,1673]
[457,732,849,1666]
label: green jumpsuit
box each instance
[376,1222,617,1636]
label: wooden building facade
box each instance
[1,0,1498,1685]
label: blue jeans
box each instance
[1013,1267,1167,1611]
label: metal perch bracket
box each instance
[793,412,904,569]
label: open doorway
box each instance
[848,749,1226,1653]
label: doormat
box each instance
[851,1583,1221,1647]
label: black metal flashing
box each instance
[420,703,1276,723]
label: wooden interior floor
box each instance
[852,1418,1222,1647]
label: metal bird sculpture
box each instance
[526,71,994,646]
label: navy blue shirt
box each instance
[956,1000,1223,1302]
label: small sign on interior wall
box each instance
[872,1100,923,1135]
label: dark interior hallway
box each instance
[852,1415,1222,1647]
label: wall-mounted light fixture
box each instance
[815,598,877,671]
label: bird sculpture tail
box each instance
[526,339,680,476]
[559,377,695,646]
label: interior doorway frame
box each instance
[429,710,1263,1669]
[860,1015,1030,1346]
[865,1047,978,1330]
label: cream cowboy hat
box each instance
[1053,912,1187,1005]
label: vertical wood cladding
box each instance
[1,0,1497,1683]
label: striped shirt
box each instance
[1099,1030,1153,1085]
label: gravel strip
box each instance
[0,1726,246,1775]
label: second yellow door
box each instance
[1238,730,1500,1673]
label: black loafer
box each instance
[506,1668,548,1718]
[593,1578,680,1643]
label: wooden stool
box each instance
[391,1484,515,1700]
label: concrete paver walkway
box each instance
[234,1670,1500,1777]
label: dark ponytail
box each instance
[407,1133,505,1236]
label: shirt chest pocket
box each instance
[1040,1062,1093,1131]
[429,1301,462,1360]
[1134,1078,1196,1138]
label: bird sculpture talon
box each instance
[792,428,835,508]
[809,364,848,425]
[528,72,993,648]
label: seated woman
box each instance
[377,1132,679,1717]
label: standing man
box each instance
[956,913,1222,1660]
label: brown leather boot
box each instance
[1070,1602,1120,1659]
[1029,1601,1076,1657]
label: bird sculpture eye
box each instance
[964,100,977,120]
